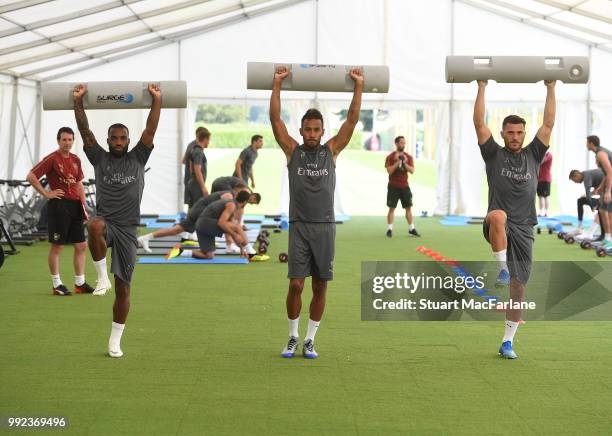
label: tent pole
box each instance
[7,77,18,179]
[177,40,184,212]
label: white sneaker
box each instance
[226,243,241,254]
[302,339,318,359]
[137,236,152,253]
[245,243,256,255]
[575,232,593,241]
[281,336,299,358]
[108,344,123,358]
[93,277,112,296]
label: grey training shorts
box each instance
[483,219,534,285]
[288,221,336,281]
[195,216,223,253]
[104,220,138,285]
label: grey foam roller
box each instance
[247,62,389,93]
[445,56,589,84]
[42,81,187,110]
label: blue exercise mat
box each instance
[137,257,249,264]
[439,216,469,226]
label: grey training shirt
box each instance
[188,191,228,222]
[233,145,258,183]
[84,141,151,226]
[287,144,335,223]
[582,169,604,201]
[183,140,197,184]
[188,145,207,184]
[480,135,548,226]
[201,198,234,220]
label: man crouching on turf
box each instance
[169,190,253,259]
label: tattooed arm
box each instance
[73,84,98,150]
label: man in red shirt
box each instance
[26,127,94,296]
[384,136,420,237]
[537,151,553,217]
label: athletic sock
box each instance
[493,249,508,272]
[502,319,519,343]
[75,275,85,286]
[109,322,125,350]
[409,223,415,231]
[305,319,320,342]
[606,234,612,243]
[140,233,153,241]
[180,249,193,257]
[577,220,583,229]
[245,243,256,255]
[288,317,299,338]
[93,258,109,281]
[51,274,62,288]
[387,224,393,230]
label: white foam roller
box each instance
[42,81,187,110]
[247,62,389,93]
[445,56,589,84]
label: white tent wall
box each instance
[589,48,612,102]
[9,0,612,218]
[1,77,39,181]
[591,103,612,159]
[180,0,317,100]
[41,44,181,215]
[0,75,14,179]
[383,0,452,101]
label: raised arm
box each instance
[473,80,492,145]
[536,80,556,146]
[328,68,364,157]
[140,84,161,148]
[73,84,98,149]
[270,66,298,160]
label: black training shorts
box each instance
[387,185,413,209]
[47,199,85,245]
[536,181,551,198]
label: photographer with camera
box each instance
[384,136,420,238]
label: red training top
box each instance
[31,150,84,201]
[538,152,552,182]
[385,151,413,188]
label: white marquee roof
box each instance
[0,0,610,81]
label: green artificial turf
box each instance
[1,217,611,435]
